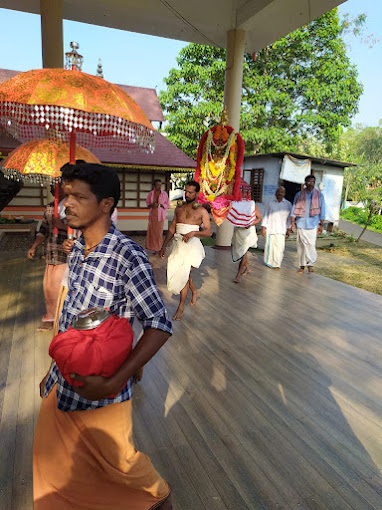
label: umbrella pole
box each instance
[69,131,76,165]
[54,180,59,237]
[66,132,76,239]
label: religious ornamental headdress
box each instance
[194,106,245,224]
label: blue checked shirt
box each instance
[44,224,172,411]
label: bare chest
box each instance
[177,207,202,224]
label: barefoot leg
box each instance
[241,253,251,276]
[189,277,200,306]
[173,280,189,320]
[234,257,245,283]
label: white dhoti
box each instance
[231,226,258,262]
[264,234,286,268]
[167,223,205,295]
[297,228,317,266]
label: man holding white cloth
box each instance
[160,181,212,320]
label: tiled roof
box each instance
[94,131,196,169]
[0,69,164,122]
[116,84,164,122]
[0,69,19,84]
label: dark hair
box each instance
[186,180,200,193]
[305,174,316,182]
[153,178,162,185]
[61,160,120,214]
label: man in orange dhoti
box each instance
[145,179,170,254]
[27,184,67,331]
[34,163,173,509]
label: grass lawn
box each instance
[315,235,382,295]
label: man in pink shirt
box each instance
[145,179,170,255]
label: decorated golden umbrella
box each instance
[1,138,101,237]
[1,138,101,184]
[0,68,154,153]
[0,67,155,234]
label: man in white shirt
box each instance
[261,186,292,270]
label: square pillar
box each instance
[41,0,64,68]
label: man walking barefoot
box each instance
[160,181,212,321]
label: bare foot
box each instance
[307,266,314,273]
[189,290,200,307]
[297,267,305,274]
[172,308,184,321]
[37,321,53,332]
[241,267,250,276]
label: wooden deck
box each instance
[1,246,382,510]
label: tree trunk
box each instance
[356,208,373,242]
[343,173,351,205]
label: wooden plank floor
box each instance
[1,246,382,510]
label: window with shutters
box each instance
[250,168,264,203]
[117,169,170,208]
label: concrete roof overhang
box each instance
[1,0,346,52]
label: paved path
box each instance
[338,219,382,247]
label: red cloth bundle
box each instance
[49,315,133,394]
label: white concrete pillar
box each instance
[40,0,64,68]
[215,29,246,248]
[224,29,246,131]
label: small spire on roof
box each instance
[96,58,104,79]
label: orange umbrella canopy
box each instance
[0,68,154,152]
[1,139,101,184]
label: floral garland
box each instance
[202,129,236,200]
[195,124,244,203]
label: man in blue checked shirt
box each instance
[34,162,173,510]
[291,174,326,274]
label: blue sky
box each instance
[0,0,380,126]
[338,0,382,126]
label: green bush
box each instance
[340,206,382,233]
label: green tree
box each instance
[340,125,382,241]
[159,9,363,159]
